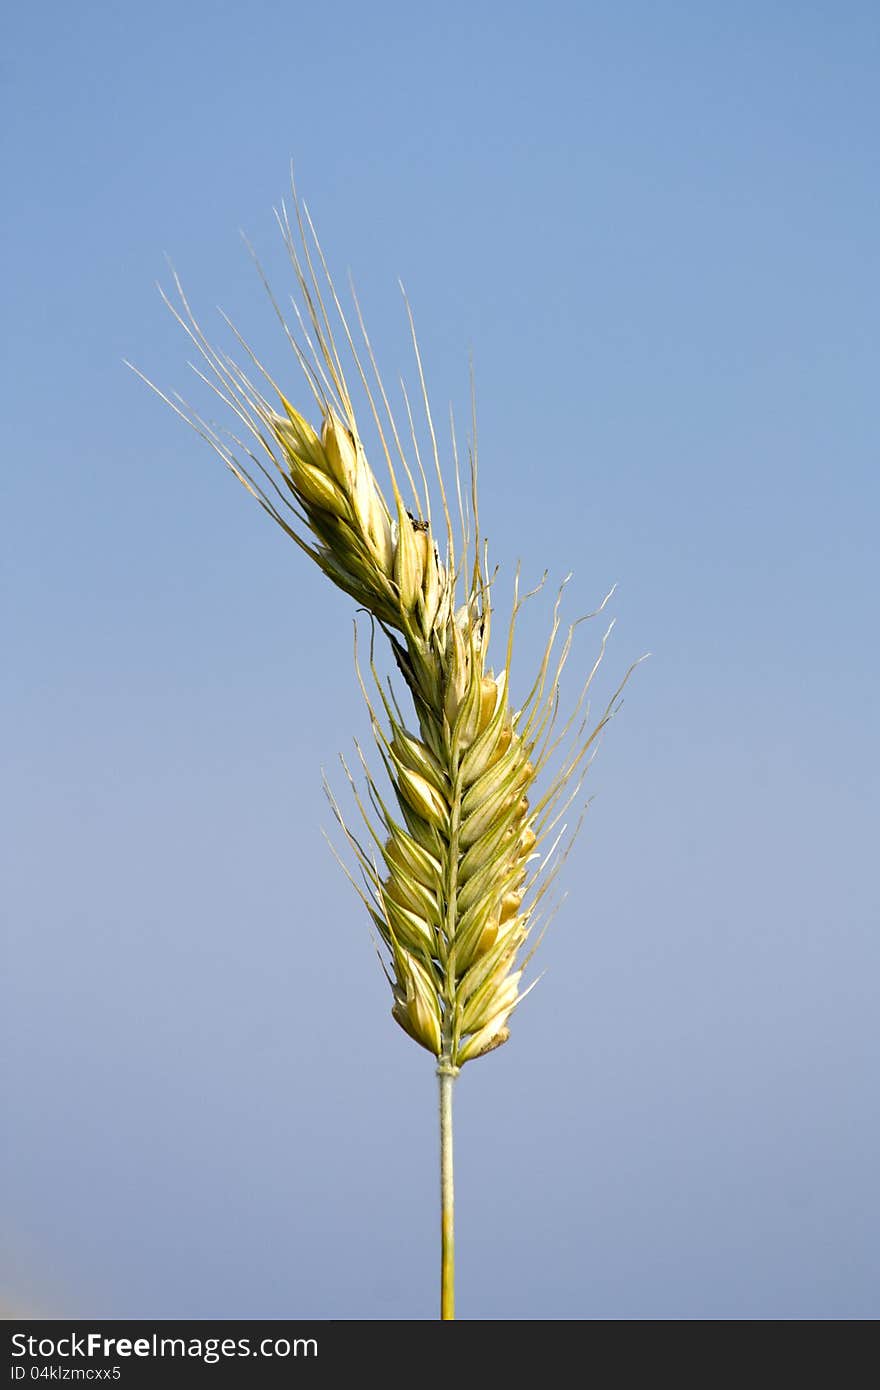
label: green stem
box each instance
[438,1064,456,1320]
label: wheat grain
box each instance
[133,173,642,1316]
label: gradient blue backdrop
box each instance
[2,1,878,1319]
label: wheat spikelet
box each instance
[131,181,641,1076]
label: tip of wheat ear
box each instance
[152,181,636,1067]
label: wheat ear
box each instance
[132,175,642,1319]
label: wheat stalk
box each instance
[131,174,642,1320]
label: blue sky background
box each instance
[2,1,878,1319]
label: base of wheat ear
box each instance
[133,178,641,1317]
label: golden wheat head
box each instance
[132,177,641,1073]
